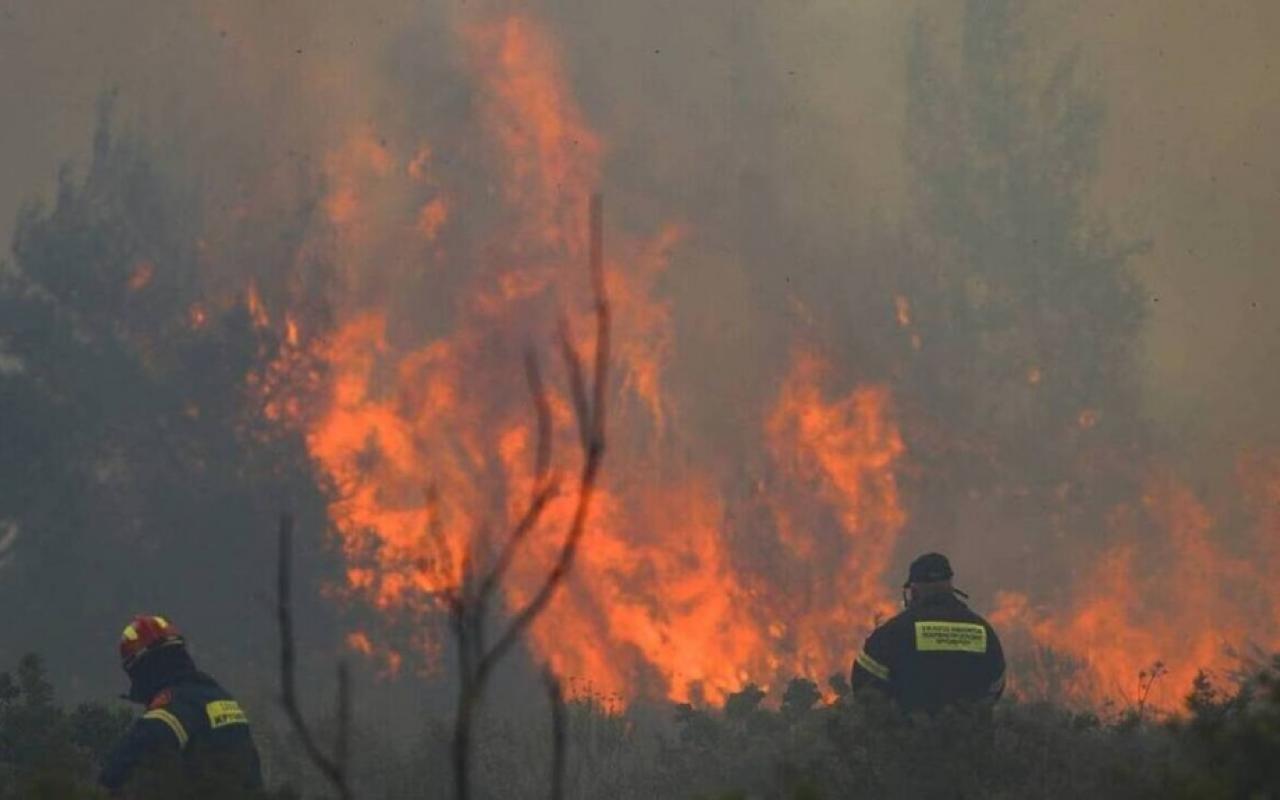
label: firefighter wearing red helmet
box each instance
[851,553,1006,715]
[99,615,264,796]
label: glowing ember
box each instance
[128,260,155,291]
[416,198,448,242]
[894,295,912,328]
[188,303,208,329]
[346,631,374,656]
[246,282,270,328]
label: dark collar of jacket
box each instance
[910,591,968,612]
[124,645,201,704]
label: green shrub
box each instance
[0,653,128,799]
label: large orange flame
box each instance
[256,12,910,704]
[251,9,1279,711]
[993,469,1280,711]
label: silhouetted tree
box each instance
[0,98,329,694]
[895,0,1148,580]
[0,653,130,798]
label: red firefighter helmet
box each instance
[118,615,185,670]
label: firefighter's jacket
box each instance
[99,671,263,795]
[851,592,1006,715]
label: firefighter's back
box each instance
[109,672,264,798]
[884,593,1005,715]
[153,672,263,792]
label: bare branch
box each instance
[555,192,608,455]
[525,348,554,490]
[558,318,592,453]
[422,483,456,597]
[545,667,567,800]
[477,354,560,610]
[451,194,610,800]
[476,481,559,613]
[479,196,609,678]
[588,192,609,448]
[480,447,601,678]
[335,662,351,778]
[451,681,478,800]
[277,513,354,800]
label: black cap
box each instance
[903,552,954,587]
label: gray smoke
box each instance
[2,0,1277,712]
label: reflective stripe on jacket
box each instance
[100,671,263,794]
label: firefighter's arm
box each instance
[984,626,1007,703]
[98,711,187,793]
[851,626,894,692]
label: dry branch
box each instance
[450,194,609,800]
[277,513,354,800]
[545,668,567,800]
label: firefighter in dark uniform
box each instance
[851,553,1006,715]
[99,615,264,797]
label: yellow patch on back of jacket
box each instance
[206,700,249,729]
[914,621,987,653]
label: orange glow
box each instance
[246,282,269,328]
[993,472,1280,711]
[407,145,434,182]
[463,14,602,252]
[1244,455,1280,639]
[188,303,208,329]
[760,353,907,686]
[347,630,374,655]
[320,126,399,272]
[894,295,912,327]
[416,198,448,241]
[244,8,1279,713]
[254,12,905,704]
[128,261,155,291]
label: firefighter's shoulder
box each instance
[140,683,208,748]
[188,677,253,731]
[865,608,917,656]
[881,605,927,635]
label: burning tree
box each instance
[276,195,608,800]
[0,98,330,691]
[894,0,1280,709]
[443,193,608,800]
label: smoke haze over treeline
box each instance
[1,0,1278,720]
[5,1,1278,447]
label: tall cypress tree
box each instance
[896,0,1147,581]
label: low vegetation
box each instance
[4,652,1276,799]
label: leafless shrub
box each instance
[277,512,354,800]
[443,193,609,800]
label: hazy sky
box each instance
[2,0,1277,461]
[1075,1,1280,455]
